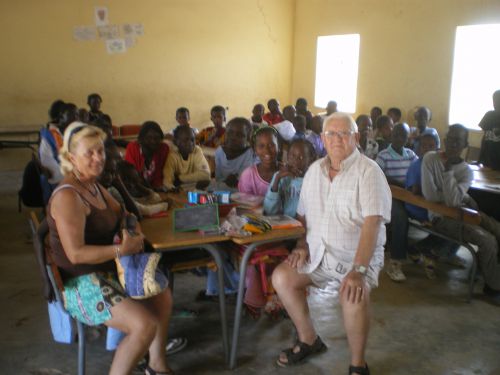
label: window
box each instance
[449,24,500,130]
[314,34,360,113]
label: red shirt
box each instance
[125,141,169,188]
[263,112,284,125]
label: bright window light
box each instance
[449,24,500,130]
[314,34,360,113]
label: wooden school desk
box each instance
[228,226,305,369]
[0,126,40,150]
[470,165,500,194]
[469,165,500,220]
[140,205,231,363]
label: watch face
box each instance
[356,265,367,274]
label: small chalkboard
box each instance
[173,204,220,232]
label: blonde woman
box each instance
[47,122,174,375]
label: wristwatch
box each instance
[352,264,368,276]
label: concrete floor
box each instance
[1,151,500,375]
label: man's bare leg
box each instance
[340,288,370,372]
[272,262,317,364]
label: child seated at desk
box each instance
[291,115,307,140]
[306,115,326,158]
[263,98,284,126]
[196,105,226,148]
[356,114,378,159]
[264,139,316,217]
[99,149,167,218]
[409,106,441,152]
[374,115,393,152]
[238,127,286,318]
[163,125,211,191]
[202,117,254,302]
[214,117,255,190]
[238,126,279,196]
[250,104,268,128]
[116,160,169,215]
[376,123,417,282]
[167,107,198,141]
[125,121,169,191]
[404,133,463,279]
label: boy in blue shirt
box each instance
[409,106,441,151]
[291,115,307,141]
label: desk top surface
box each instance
[141,191,304,249]
[142,192,227,249]
[471,165,500,194]
[141,213,229,250]
[231,226,305,245]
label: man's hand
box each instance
[285,247,309,269]
[340,270,366,304]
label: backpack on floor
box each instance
[18,154,45,211]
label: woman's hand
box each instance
[120,229,145,255]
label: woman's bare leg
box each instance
[105,298,156,375]
[139,289,173,373]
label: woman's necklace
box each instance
[73,173,98,198]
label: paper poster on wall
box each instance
[95,6,109,26]
[133,23,144,36]
[123,23,144,37]
[98,25,120,40]
[106,39,126,54]
[124,36,136,48]
[73,26,97,41]
[72,6,144,54]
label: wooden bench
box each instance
[389,185,480,302]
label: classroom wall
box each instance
[291,0,500,146]
[0,0,294,131]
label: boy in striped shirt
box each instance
[376,123,417,187]
[376,123,417,281]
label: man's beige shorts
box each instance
[307,253,382,291]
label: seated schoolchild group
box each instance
[37,91,500,375]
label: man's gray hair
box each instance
[323,112,358,133]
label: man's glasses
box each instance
[323,130,354,139]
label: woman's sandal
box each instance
[276,336,327,367]
[349,363,370,375]
[145,365,175,375]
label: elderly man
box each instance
[272,112,391,375]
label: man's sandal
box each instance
[349,363,370,375]
[145,365,175,375]
[276,336,327,367]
